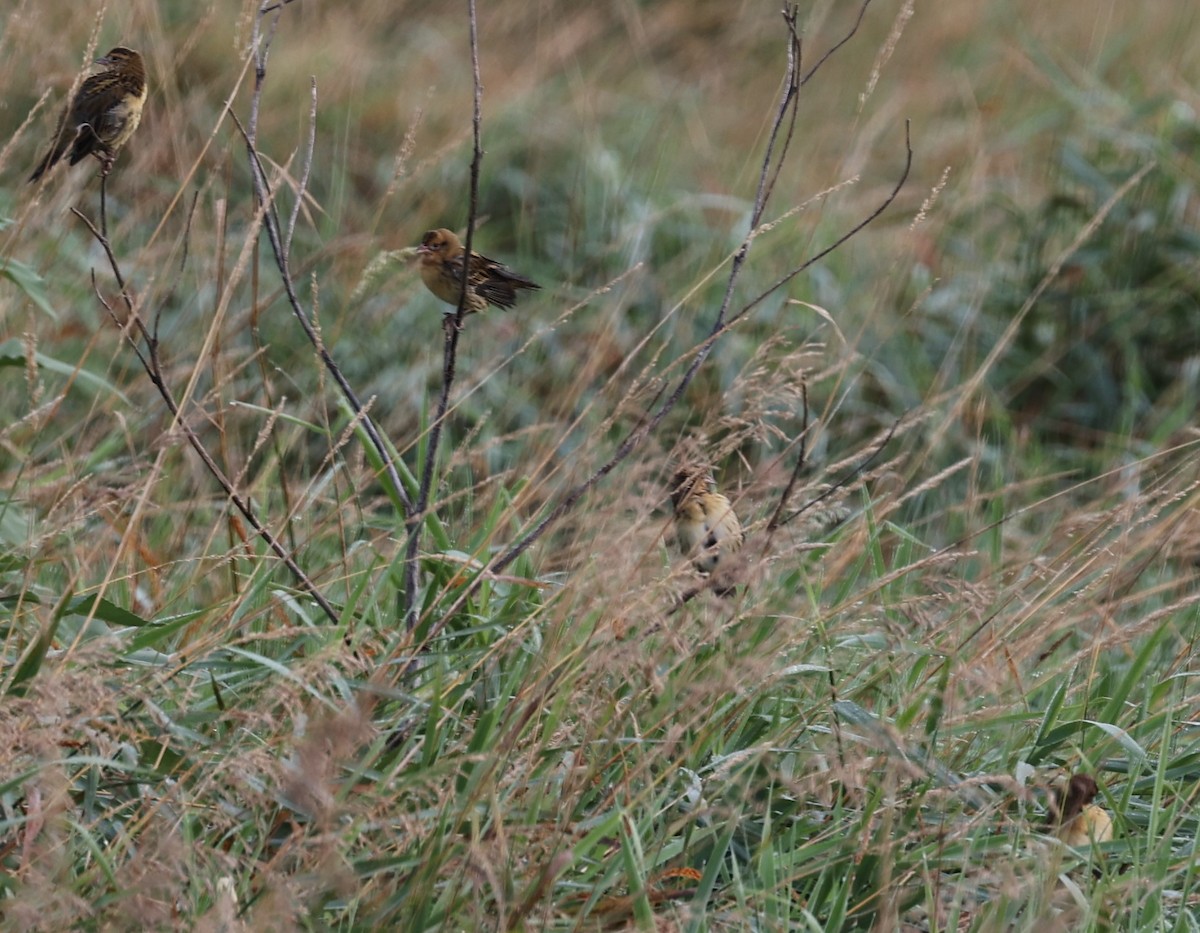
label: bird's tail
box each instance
[28,149,57,183]
[28,125,73,183]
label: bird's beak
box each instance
[93,54,114,66]
[415,243,432,254]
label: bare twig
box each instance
[70,208,342,625]
[757,2,873,235]
[401,0,484,629]
[168,191,201,345]
[99,172,109,239]
[284,78,318,258]
[236,5,414,517]
[800,0,873,87]
[766,381,810,532]
[458,0,484,326]
[730,120,912,327]
[754,6,804,229]
[773,416,902,530]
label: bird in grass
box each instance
[28,47,147,183]
[415,228,540,314]
[671,467,744,594]
[1048,773,1114,847]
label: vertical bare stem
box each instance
[99,172,108,239]
[401,0,484,629]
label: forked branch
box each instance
[71,208,341,625]
[236,3,414,518]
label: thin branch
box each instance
[759,1,872,222]
[775,416,903,529]
[89,269,150,372]
[236,8,414,517]
[99,172,108,239]
[401,0,484,629]
[730,120,912,327]
[458,0,484,324]
[71,208,342,625]
[165,190,200,347]
[284,78,318,258]
[800,0,873,87]
[766,381,810,532]
[759,9,802,218]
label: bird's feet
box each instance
[95,147,116,178]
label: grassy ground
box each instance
[2,0,1200,929]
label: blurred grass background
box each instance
[1,0,1199,929]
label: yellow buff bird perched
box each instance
[671,467,744,595]
[415,228,540,314]
[29,47,147,183]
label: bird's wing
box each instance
[71,75,119,129]
[469,253,539,310]
[93,97,130,141]
[63,76,124,163]
[89,75,143,142]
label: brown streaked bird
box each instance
[415,228,540,314]
[671,468,744,595]
[28,47,147,183]
[1047,773,1114,847]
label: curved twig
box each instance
[236,5,414,519]
[774,415,902,530]
[766,381,810,533]
[729,120,912,327]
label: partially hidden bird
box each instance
[1048,773,1114,847]
[671,467,744,595]
[415,228,540,314]
[28,47,147,183]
